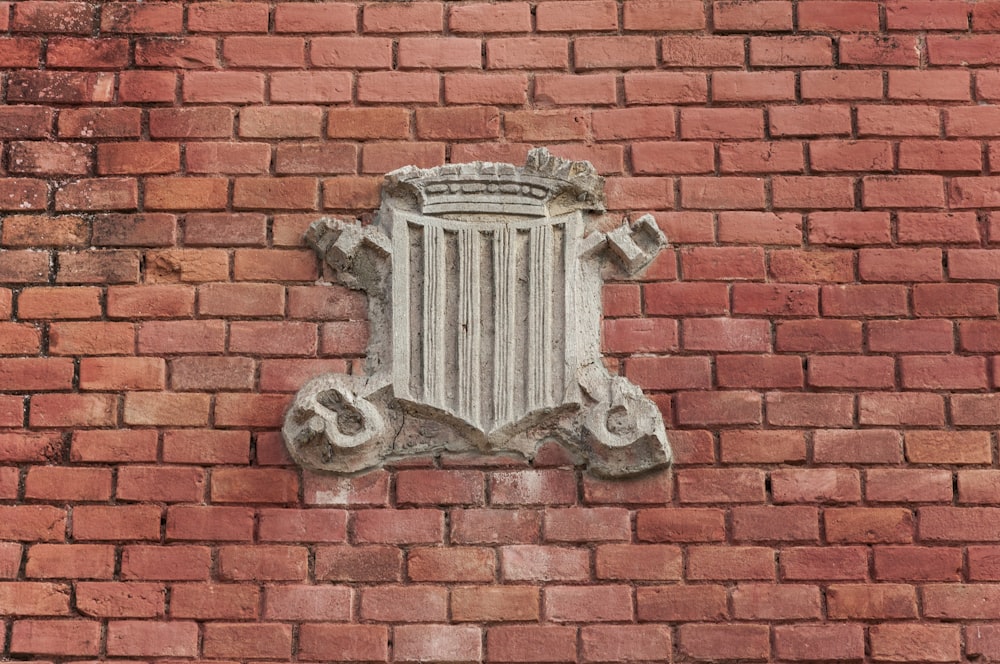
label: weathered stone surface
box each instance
[283,148,670,477]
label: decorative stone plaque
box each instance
[283,149,671,477]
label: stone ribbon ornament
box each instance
[283,149,671,477]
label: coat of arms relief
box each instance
[282,149,671,478]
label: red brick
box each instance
[203,623,292,660]
[2,214,86,248]
[678,624,771,661]
[874,546,962,584]
[675,390,762,426]
[9,71,114,104]
[890,69,971,101]
[138,320,225,354]
[0,581,70,615]
[398,36,481,70]
[826,583,918,619]
[545,585,633,622]
[914,283,999,317]
[661,34,745,66]
[867,469,953,503]
[888,0,969,28]
[593,543,681,581]
[451,3,530,32]
[124,392,210,427]
[801,70,883,101]
[261,584,350,622]
[71,430,158,463]
[96,142,179,176]
[677,468,765,504]
[395,625,483,662]
[575,35,657,69]
[10,619,100,657]
[490,470,577,506]
[73,505,161,541]
[906,430,992,464]
[637,584,727,621]
[714,0,792,30]
[167,583,258,620]
[360,584,448,622]
[112,283,196,318]
[750,35,832,66]
[79,357,165,391]
[10,141,92,176]
[714,70,795,102]
[162,429,250,465]
[315,545,402,582]
[92,213,177,247]
[774,624,866,661]
[868,319,954,352]
[732,583,822,620]
[500,545,589,582]
[720,430,806,464]
[272,2,353,31]
[807,355,894,389]
[188,1,268,32]
[622,71,707,104]
[405,546,495,583]
[354,509,444,545]
[859,392,946,426]
[30,393,117,427]
[25,467,112,502]
[211,468,298,504]
[603,318,678,354]
[535,0,617,30]
[358,71,440,104]
[841,34,920,66]
[946,106,1000,137]
[626,356,710,390]
[134,36,215,68]
[773,469,861,504]
[218,545,307,582]
[536,73,617,106]
[198,282,284,317]
[451,509,541,544]
[117,466,204,503]
[0,358,73,390]
[870,624,961,662]
[311,36,392,68]
[957,470,1000,504]
[452,586,539,622]
[581,625,672,663]
[0,106,53,138]
[0,36,41,66]
[446,73,528,104]
[825,507,914,544]
[166,506,254,542]
[76,581,164,618]
[299,624,389,662]
[303,470,390,507]
[814,429,902,464]
[101,2,182,32]
[182,71,264,103]
[799,0,879,29]
[487,625,577,663]
[484,38,566,72]
[223,35,304,68]
[185,143,270,175]
[732,505,820,542]
[107,620,198,657]
[780,546,869,580]
[921,506,1000,542]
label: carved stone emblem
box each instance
[283,149,671,477]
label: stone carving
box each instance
[283,148,671,477]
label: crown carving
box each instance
[385,147,606,218]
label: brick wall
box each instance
[1,0,999,661]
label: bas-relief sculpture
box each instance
[283,149,671,477]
